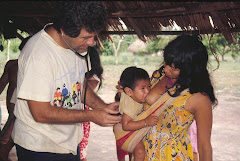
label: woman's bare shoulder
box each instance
[185,92,212,114]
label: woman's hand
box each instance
[116,80,123,93]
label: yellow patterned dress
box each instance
[143,70,195,161]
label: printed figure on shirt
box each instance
[53,87,62,106]
[61,83,69,107]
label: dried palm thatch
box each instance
[0,1,239,42]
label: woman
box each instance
[143,35,217,161]
[79,46,103,161]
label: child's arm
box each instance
[122,113,159,131]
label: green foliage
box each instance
[202,33,240,61]
[145,35,176,55]
[146,38,162,54]
[101,52,163,66]
[229,33,240,60]
[119,35,137,53]
[136,51,147,56]
[10,38,21,53]
[100,40,114,56]
[101,35,138,56]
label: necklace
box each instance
[167,78,175,86]
[165,78,175,91]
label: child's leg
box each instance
[133,141,145,161]
[116,141,128,161]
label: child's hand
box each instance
[145,114,159,126]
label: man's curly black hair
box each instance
[53,1,107,38]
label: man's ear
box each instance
[124,87,133,96]
[60,29,64,36]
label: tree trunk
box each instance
[221,49,227,61]
[114,50,118,65]
[112,38,123,65]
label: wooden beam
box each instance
[108,2,240,18]
[100,28,240,35]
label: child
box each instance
[116,66,159,161]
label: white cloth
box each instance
[10,88,17,104]
[119,92,143,119]
[12,26,88,155]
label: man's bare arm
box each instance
[27,100,121,126]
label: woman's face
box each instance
[163,61,180,79]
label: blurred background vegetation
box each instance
[0,32,240,101]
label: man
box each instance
[0,59,17,161]
[12,2,121,161]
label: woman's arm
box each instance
[122,113,158,131]
[186,93,213,161]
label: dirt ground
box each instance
[1,85,240,161]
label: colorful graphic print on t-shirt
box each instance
[52,81,82,108]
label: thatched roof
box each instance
[0,1,240,42]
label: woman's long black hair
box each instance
[86,46,103,91]
[162,35,217,107]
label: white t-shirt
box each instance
[10,88,17,104]
[12,27,88,155]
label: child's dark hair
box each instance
[120,66,149,91]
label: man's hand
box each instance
[90,107,122,126]
[106,102,120,111]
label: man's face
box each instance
[62,28,96,53]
